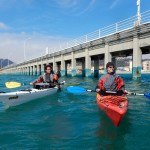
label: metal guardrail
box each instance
[49,10,150,54]
[5,10,150,66]
[23,10,150,63]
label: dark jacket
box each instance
[96,73,125,95]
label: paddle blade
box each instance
[5,82,21,88]
[65,83,80,86]
[145,93,150,99]
[67,86,86,94]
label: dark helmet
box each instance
[106,62,115,68]
[45,64,53,70]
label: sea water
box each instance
[0,74,150,150]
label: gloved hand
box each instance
[96,88,100,92]
[124,90,128,94]
[30,82,33,85]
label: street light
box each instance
[137,0,141,25]
[24,38,31,61]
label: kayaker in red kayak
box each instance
[96,62,127,96]
[30,64,60,89]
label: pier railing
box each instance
[49,10,150,54]
[7,10,150,64]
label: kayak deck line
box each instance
[20,89,32,92]
[99,95,127,106]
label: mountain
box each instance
[0,59,15,68]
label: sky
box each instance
[0,0,150,63]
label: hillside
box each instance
[0,59,14,68]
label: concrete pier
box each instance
[1,23,150,79]
[132,35,142,79]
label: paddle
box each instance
[5,81,64,88]
[5,82,22,88]
[65,83,80,86]
[5,81,79,88]
[67,86,95,94]
[127,92,150,99]
[67,86,150,99]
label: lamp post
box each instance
[137,0,141,25]
[24,38,31,61]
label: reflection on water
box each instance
[96,111,131,150]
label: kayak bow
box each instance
[96,93,128,127]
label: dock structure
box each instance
[1,10,150,79]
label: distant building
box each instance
[142,60,150,71]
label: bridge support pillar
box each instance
[22,69,24,75]
[37,65,41,76]
[71,52,77,76]
[41,64,44,74]
[60,70,65,76]
[82,59,85,77]
[104,44,112,73]
[132,36,142,79]
[27,66,30,75]
[33,65,37,76]
[21,69,23,75]
[85,48,91,77]
[53,57,56,73]
[22,68,24,75]
[20,68,22,75]
[24,67,27,75]
[30,66,33,76]
[18,68,20,75]
[26,68,28,75]
[61,55,66,76]
[94,58,99,77]
[15,69,18,75]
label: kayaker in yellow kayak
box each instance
[30,64,60,89]
[96,62,127,96]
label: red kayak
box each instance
[96,93,128,127]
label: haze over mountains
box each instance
[0,59,14,68]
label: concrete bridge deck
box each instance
[1,19,150,79]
